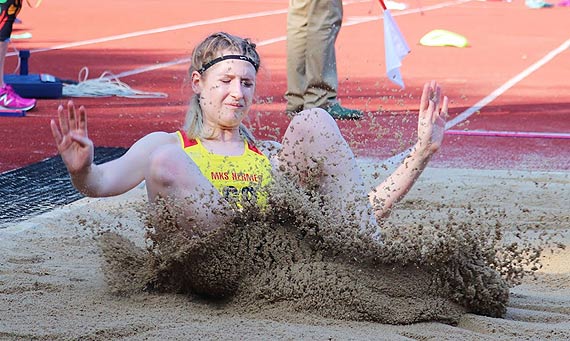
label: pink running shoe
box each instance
[0,84,37,111]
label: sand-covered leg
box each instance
[278,108,378,238]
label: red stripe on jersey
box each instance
[178,130,198,148]
[246,140,264,155]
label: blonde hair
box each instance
[183,32,260,142]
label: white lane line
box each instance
[445,130,570,140]
[68,0,468,80]
[384,38,570,165]
[7,8,289,57]
[446,39,570,129]
[6,0,372,57]
[8,0,467,58]
[344,0,472,26]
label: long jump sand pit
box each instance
[1,164,568,340]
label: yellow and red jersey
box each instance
[176,130,272,207]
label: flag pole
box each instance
[377,0,387,11]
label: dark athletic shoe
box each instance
[285,106,303,117]
[325,103,363,120]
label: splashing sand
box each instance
[97,172,561,325]
[1,166,568,339]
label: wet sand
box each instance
[1,164,568,340]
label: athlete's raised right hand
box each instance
[50,101,94,175]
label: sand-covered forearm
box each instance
[70,160,141,198]
[369,142,433,218]
[69,164,111,197]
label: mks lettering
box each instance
[211,171,229,180]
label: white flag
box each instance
[383,9,410,88]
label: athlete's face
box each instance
[192,52,257,130]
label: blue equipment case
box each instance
[4,73,63,99]
[0,109,26,117]
[3,50,63,99]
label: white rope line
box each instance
[62,67,167,98]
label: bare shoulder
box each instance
[142,131,180,144]
[128,131,181,153]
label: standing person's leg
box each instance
[304,0,362,119]
[303,0,341,110]
[0,39,8,85]
[285,0,310,114]
[144,144,234,235]
[0,0,36,111]
[0,0,17,88]
[277,108,379,238]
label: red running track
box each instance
[1,0,569,173]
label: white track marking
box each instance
[7,0,468,57]
[7,9,289,57]
[445,130,570,140]
[14,0,565,160]
[384,38,570,165]
[57,0,468,81]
